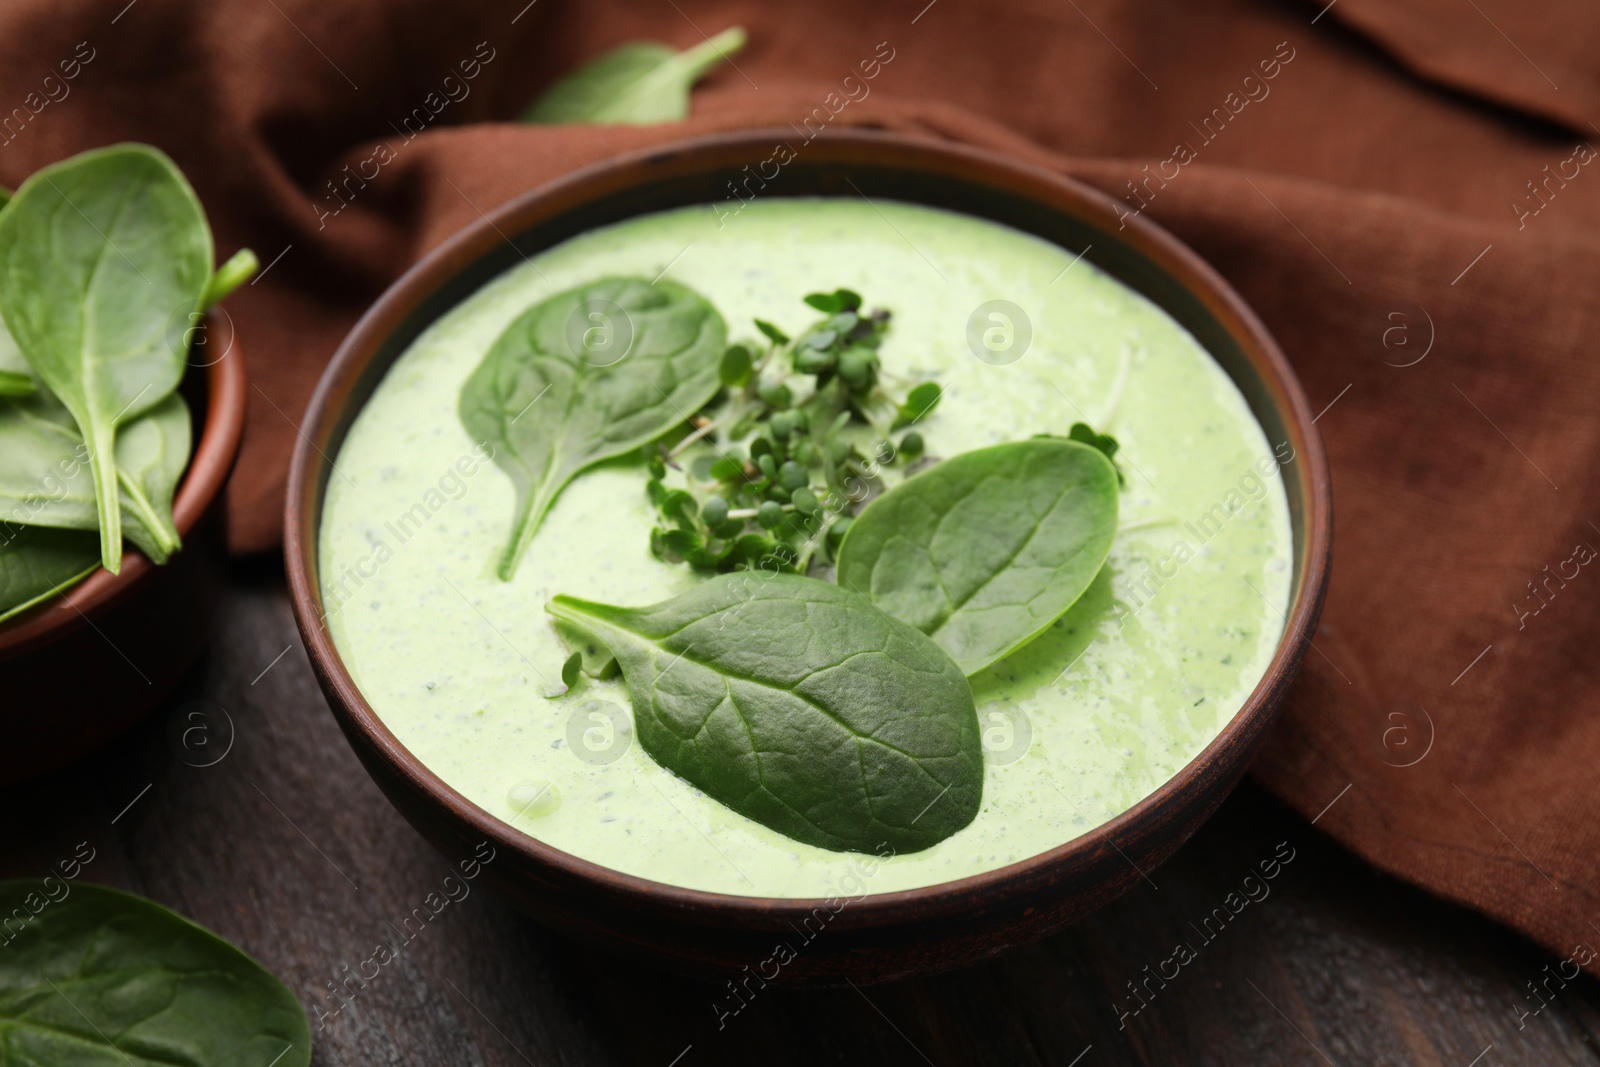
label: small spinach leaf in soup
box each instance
[835,439,1119,676]
[523,27,746,125]
[0,143,212,574]
[461,277,727,580]
[0,881,312,1066]
[0,524,99,623]
[548,573,983,854]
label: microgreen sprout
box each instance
[644,288,940,574]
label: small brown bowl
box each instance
[286,131,1331,984]
[0,315,247,783]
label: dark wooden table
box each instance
[6,559,1598,1066]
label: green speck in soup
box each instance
[319,198,1293,897]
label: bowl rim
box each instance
[286,128,1331,923]
[0,312,249,657]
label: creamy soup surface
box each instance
[320,198,1293,898]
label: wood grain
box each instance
[2,561,1595,1066]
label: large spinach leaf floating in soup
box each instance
[548,573,983,854]
[461,277,727,580]
[0,881,311,1066]
[836,438,1119,676]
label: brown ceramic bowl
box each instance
[286,130,1331,984]
[0,315,247,783]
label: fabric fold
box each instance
[1324,0,1600,135]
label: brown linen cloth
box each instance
[5,0,1598,971]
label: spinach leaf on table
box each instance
[836,439,1119,676]
[461,277,726,580]
[0,387,189,564]
[0,143,212,575]
[522,26,746,125]
[548,573,983,854]
[0,524,99,623]
[0,881,311,1066]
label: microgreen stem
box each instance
[668,417,719,459]
[794,521,830,574]
[726,503,795,521]
[859,404,893,440]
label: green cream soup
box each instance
[320,198,1293,897]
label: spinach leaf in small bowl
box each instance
[0,141,255,623]
[0,384,190,565]
[0,525,100,625]
[0,143,214,575]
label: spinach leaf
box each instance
[0,388,188,564]
[560,651,584,689]
[0,143,212,574]
[0,881,311,1066]
[548,573,983,853]
[522,26,746,125]
[0,524,98,623]
[111,394,189,562]
[553,617,619,680]
[836,439,1119,676]
[0,316,32,396]
[461,277,726,580]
